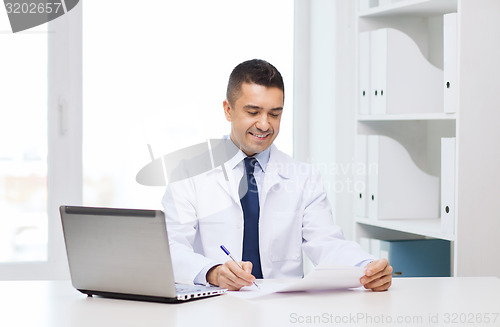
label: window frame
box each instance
[0,5,82,280]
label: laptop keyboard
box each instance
[175,284,211,294]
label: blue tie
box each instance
[239,157,263,279]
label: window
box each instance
[83,0,294,208]
[1,0,293,278]
[0,13,48,263]
[0,4,81,280]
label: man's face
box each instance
[223,82,283,157]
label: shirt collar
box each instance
[253,146,270,173]
[224,135,271,173]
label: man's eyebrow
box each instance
[243,105,283,111]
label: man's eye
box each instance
[270,113,281,118]
[248,112,258,115]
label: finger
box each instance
[218,273,245,291]
[364,275,391,290]
[240,261,253,274]
[364,274,392,290]
[218,269,246,290]
[222,262,254,286]
[225,261,255,284]
[371,280,392,292]
[362,264,393,284]
[365,258,389,276]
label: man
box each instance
[162,59,392,291]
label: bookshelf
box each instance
[357,113,456,121]
[358,0,456,17]
[352,0,500,277]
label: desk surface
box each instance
[1,277,499,327]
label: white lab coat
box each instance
[162,145,375,284]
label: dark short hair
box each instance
[226,59,284,105]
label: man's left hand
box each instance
[360,258,393,291]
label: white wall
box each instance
[455,0,500,276]
[294,0,356,239]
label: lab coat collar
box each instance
[209,142,292,205]
[225,140,271,174]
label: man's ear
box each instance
[223,99,232,122]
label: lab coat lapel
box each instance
[213,162,242,207]
[260,145,290,208]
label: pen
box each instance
[220,245,260,289]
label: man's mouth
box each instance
[249,132,271,139]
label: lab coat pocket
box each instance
[269,211,302,262]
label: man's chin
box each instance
[241,144,270,156]
[250,145,271,155]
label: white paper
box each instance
[227,265,366,299]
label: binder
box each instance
[369,28,443,114]
[441,137,456,235]
[358,0,370,11]
[359,237,371,254]
[444,13,458,113]
[366,239,452,277]
[354,135,368,218]
[367,135,379,218]
[367,135,440,220]
[371,239,382,258]
[358,0,378,11]
[359,31,371,114]
[379,239,451,277]
[369,29,387,114]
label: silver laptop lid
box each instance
[60,206,177,298]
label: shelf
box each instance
[355,217,455,241]
[357,113,457,121]
[358,0,457,18]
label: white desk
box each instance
[1,278,499,327]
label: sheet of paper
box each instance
[276,265,365,292]
[227,265,366,299]
[227,280,293,300]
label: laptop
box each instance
[60,205,227,302]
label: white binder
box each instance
[358,0,370,11]
[441,137,456,235]
[370,239,382,258]
[359,31,371,114]
[367,135,440,220]
[358,0,378,11]
[367,135,379,218]
[359,237,371,254]
[369,29,386,114]
[444,13,458,113]
[355,135,368,218]
[369,28,443,114]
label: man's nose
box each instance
[255,114,270,131]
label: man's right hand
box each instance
[206,260,256,291]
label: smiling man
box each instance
[162,59,392,292]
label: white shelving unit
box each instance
[356,217,454,241]
[357,113,456,121]
[359,0,456,17]
[353,0,500,277]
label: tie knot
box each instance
[244,157,258,175]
